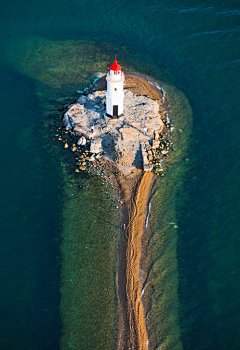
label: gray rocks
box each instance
[62,112,69,126]
[62,89,171,175]
[90,138,103,154]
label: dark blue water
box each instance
[0,68,62,348]
[0,0,240,349]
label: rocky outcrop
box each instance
[62,89,168,175]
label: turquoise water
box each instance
[0,0,240,349]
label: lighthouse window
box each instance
[114,88,117,91]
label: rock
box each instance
[77,136,87,146]
[68,114,75,128]
[152,139,159,149]
[141,142,153,171]
[72,145,77,152]
[77,96,87,104]
[62,112,69,126]
[63,88,169,174]
[147,153,153,161]
[90,138,103,154]
[65,122,72,130]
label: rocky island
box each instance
[60,61,177,350]
[62,74,173,176]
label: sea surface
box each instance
[0,0,240,349]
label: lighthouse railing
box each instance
[106,72,125,82]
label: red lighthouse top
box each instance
[109,55,122,71]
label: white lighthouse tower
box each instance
[106,55,125,117]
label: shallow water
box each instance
[59,167,119,349]
[0,0,240,349]
[141,81,192,349]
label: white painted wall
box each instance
[106,71,124,116]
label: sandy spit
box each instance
[126,171,156,349]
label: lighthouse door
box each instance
[113,105,118,117]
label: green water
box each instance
[26,41,122,347]
[5,38,193,349]
[60,166,119,349]
[142,82,192,349]
[1,0,240,349]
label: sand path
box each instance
[126,172,155,349]
[105,167,156,350]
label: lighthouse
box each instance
[106,55,125,117]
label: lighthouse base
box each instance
[106,96,124,117]
[107,108,123,118]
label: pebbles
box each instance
[75,151,91,171]
[148,127,174,175]
[72,145,77,152]
[56,118,91,173]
